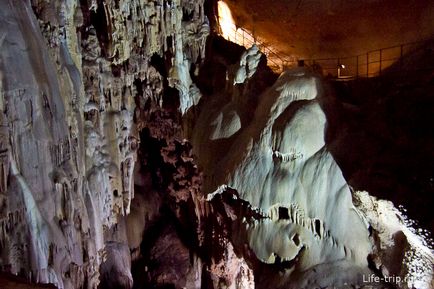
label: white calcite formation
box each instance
[0,0,208,288]
[201,68,372,288]
[195,50,433,288]
[353,191,434,289]
[233,45,262,85]
[0,0,432,288]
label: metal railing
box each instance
[305,39,433,78]
[220,26,297,72]
[219,25,433,78]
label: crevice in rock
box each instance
[278,207,290,220]
[90,1,111,58]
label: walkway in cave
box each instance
[219,22,434,78]
[218,1,433,77]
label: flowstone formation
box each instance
[0,0,432,288]
[196,65,371,288]
[0,0,208,288]
[193,43,434,289]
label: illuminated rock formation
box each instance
[0,0,208,288]
[193,42,434,289]
[0,0,432,289]
[198,67,372,288]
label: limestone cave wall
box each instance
[0,1,432,289]
[0,0,208,288]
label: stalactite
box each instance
[0,0,208,288]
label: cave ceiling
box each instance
[224,0,434,59]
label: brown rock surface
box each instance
[224,0,434,59]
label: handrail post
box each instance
[379,49,382,76]
[400,44,403,68]
[356,55,359,78]
[366,53,369,77]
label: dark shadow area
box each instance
[323,40,434,234]
[130,128,203,289]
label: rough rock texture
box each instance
[195,64,372,288]
[0,272,56,288]
[353,191,434,289]
[192,37,433,289]
[224,0,434,59]
[0,0,432,288]
[0,0,208,288]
